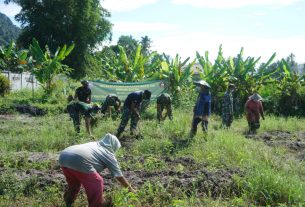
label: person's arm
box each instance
[108,105,112,117]
[259,101,265,120]
[74,89,79,101]
[117,98,121,110]
[88,91,92,103]
[115,176,136,192]
[131,101,140,119]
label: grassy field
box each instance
[0,106,305,207]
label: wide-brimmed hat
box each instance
[194,80,211,88]
[249,93,263,101]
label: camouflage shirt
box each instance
[157,93,172,105]
[222,91,233,114]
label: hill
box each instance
[0,12,20,46]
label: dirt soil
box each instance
[1,153,242,198]
[247,130,305,160]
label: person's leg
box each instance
[157,104,162,122]
[130,112,139,135]
[84,117,92,136]
[202,120,208,132]
[190,117,201,137]
[117,108,130,137]
[72,111,81,133]
[167,103,173,120]
[61,167,81,207]
[79,171,104,207]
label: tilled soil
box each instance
[0,153,242,198]
[246,130,305,160]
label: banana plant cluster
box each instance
[274,59,305,115]
[0,41,28,73]
[153,54,194,98]
[196,45,277,114]
[100,45,157,82]
[29,38,74,93]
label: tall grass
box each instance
[0,105,305,206]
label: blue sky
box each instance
[1,0,305,63]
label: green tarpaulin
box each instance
[89,80,166,102]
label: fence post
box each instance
[21,72,23,89]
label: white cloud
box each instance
[152,32,305,63]
[113,21,180,32]
[0,2,21,18]
[101,0,158,12]
[171,0,302,9]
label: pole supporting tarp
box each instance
[89,80,166,102]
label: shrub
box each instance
[0,74,10,96]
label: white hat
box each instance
[249,93,263,101]
[194,80,211,88]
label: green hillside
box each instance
[0,12,20,46]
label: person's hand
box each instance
[128,186,137,193]
[136,114,141,120]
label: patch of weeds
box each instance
[112,188,139,207]
[143,156,166,171]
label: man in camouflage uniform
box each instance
[116,90,151,138]
[101,94,121,117]
[156,93,173,122]
[67,101,100,136]
[222,84,235,128]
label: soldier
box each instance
[190,80,211,138]
[222,84,235,128]
[245,93,265,134]
[116,90,152,138]
[74,80,91,104]
[156,93,173,122]
[101,94,121,117]
[67,101,100,136]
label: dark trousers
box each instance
[117,107,139,136]
[190,117,208,137]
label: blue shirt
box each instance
[194,91,211,116]
[124,91,143,109]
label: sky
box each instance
[1,0,305,63]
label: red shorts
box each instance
[61,167,104,207]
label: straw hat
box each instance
[194,80,211,88]
[249,93,263,101]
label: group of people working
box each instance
[60,79,265,207]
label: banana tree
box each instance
[149,54,195,104]
[29,38,74,93]
[0,41,28,73]
[101,44,157,82]
[274,59,305,115]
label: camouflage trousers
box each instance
[117,107,139,135]
[67,103,90,133]
[157,103,173,121]
[222,113,233,128]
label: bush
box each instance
[0,74,10,96]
